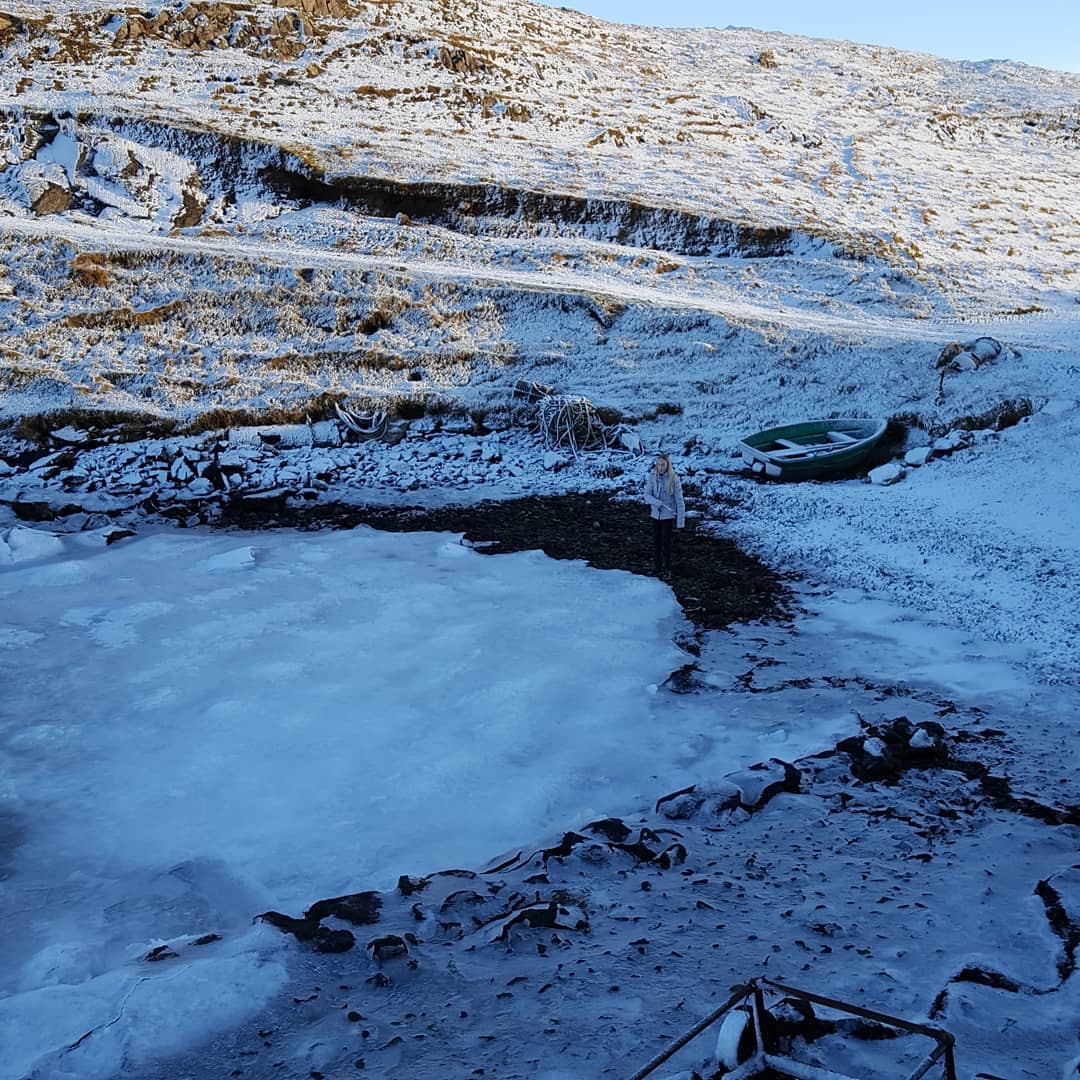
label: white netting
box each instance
[535,394,610,455]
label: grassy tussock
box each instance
[181,391,349,434]
[71,252,112,287]
[12,409,178,445]
[60,300,185,330]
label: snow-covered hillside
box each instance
[2,2,1080,1079]
[1,0,1079,429]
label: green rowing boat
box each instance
[738,418,888,480]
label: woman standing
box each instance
[643,453,685,578]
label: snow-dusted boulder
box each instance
[170,457,195,483]
[16,160,72,215]
[862,737,888,758]
[904,446,933,467]
[50,426,90,445]
[1,525,65,563]
[909,728,937,750]
[309,420,342,447]
[932,430,972,455]
[867,462,905,485]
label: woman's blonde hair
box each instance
[653,453,676,493]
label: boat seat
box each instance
[771,445,835,458]
[774,438,804,449]
[825,430,857,444]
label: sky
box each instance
[557,1,1080,72]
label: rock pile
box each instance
[0,421,641,528]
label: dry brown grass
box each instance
[70,252,112,287]
[60,299,185,330]
[12,408,178,444]
[182,391,347,434]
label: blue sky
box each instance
[556,1,1080,73]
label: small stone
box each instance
[910,728,936,750]
[863,737,888,758]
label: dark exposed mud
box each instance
[215,491,792,632]
[9,111,819,257]
[259,164,802,256]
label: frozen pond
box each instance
[0,522,1071,1078]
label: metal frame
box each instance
[628,976,957,1080]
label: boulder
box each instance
[1,525,65,563]
[366,934,408,962]
[867,461,905,485]
[904,446,933,467]
[931,430,972,455]
[18,162,73,215]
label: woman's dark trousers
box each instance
[653,518,674,575]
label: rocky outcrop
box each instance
[15,161,73,215]
[273,0,358,16]
[111,2,309,59]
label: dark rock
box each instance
[486,901,588,941]
[656,843,687,868]
[612,839,659,863]
[12,501,56,522]
[655,783,699,814]
[397,874,427,896]
[257,910,321,940]
[952,966,1021,992]
[746,759,802,808]
[31,181,72,215]
[314,927,356,953]
[542,832,588,860]
[366,934,408,962]
[585,818,632,843]
[663,662,709,694]
[439,889,488,913]
[306,891,381,925]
